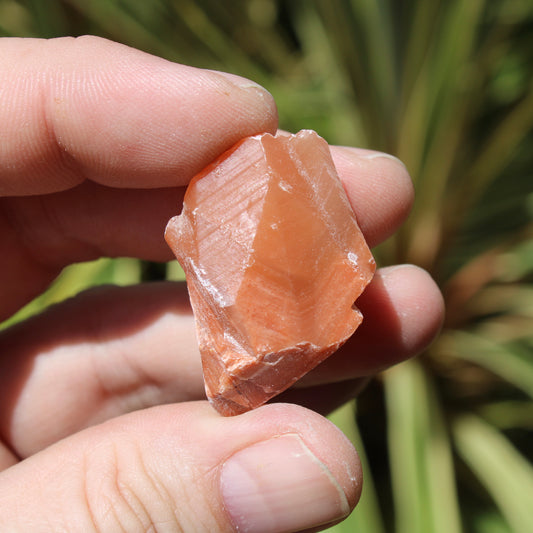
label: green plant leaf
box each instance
[327,401,386,533]
[384,360,462,533]
[441,330,533,398]
[453,414,533,533]
[0,258,141,330]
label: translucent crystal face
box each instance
[165,130,375,416]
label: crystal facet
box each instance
[165,130,375,416]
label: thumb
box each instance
[0,402,361,532]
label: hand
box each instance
[0,36,444,532]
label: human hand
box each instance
[0,36,444,531]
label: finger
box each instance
[0,35,277,317]
[0,36,277,195]
[3,181,183,268]
[330,146,414,247]
[0,147,412,268]
[0,402,361,533]
[0,265,442,456]
[0,442,17,471]
[0,144,413,318]
[276,265,444,413]
[299,264,445,387]
[273,378,371,416]
[0,282,204,457]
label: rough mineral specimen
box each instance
[165,130,375,416]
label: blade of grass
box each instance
[385,360,462,533]
[289,0,365,144]
[478,400,533,430]
[24,0,68,37]
[65,0,181,61]
[167,0,266,80]
[327,401,385,533]
[166,261,185,281]
[0,258,141,330]
[442,225,533,323]
[206,0,298,78]
[448,89,533,225]
[453,414,533,533]
[348,0,398,123]
[0,0,32,35]
[399,0,442,106]
[315,0,393,149]
[496,237,533,282]
[398,0,485,183]
[440,330,533,398]
[398,0,488,268]
[473,511,514,533]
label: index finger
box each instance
[331,146,413,247]
[0,35,278,196]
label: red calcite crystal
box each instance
[165,130,375,416]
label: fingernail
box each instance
[220,434,350,533]
[211,70,270,92]
[336,146,406,169]
[378,263,413,278]
[357,150,405,166]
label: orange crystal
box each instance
[165,130,375,416]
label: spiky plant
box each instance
[2,1,532,531]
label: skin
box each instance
[0,36,444,531]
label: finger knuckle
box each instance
[82,439,181,533]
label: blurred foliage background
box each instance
[1,0,532,532]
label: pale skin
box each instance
[0,36,444,532]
